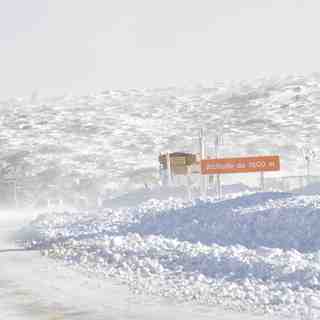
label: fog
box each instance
[1,0,319,99]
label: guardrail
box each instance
[265,175,320,192]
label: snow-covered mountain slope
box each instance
[22,192,320,318]
[1,73,320,206]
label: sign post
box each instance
[199,129,207,197]
[214,135,223,198]
[201,155,280,194]
[187,167,192,201]
[260,171,265,191]
[166,152,172,186]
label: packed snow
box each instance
[20,192,320,318]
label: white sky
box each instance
[0,0,319,99]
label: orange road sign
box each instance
[201,155,280,175]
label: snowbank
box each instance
[21,192,320,318]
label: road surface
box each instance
[0,210,284,320]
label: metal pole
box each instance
[13,178,17,208]
[166,152,172,186]
[214,135,222,199]
[13,167,18,208]
[199,129,204,196]
[260,171,265,191]
[217,174,221,199]
[159,155,165,186]
[307,156,310,185]
[187,167,192,201]
[199,129,207,197]
[204,135,208,197]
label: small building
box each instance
[158,152,198,175]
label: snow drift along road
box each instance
[1,214,279,320]
[20,192,320,318]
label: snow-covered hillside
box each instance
[1,73,320,207]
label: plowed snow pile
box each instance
[22,192,320,318]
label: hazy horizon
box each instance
[1,0,319,99]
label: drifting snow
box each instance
[21,192,320,318]
[2,73,320,208]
